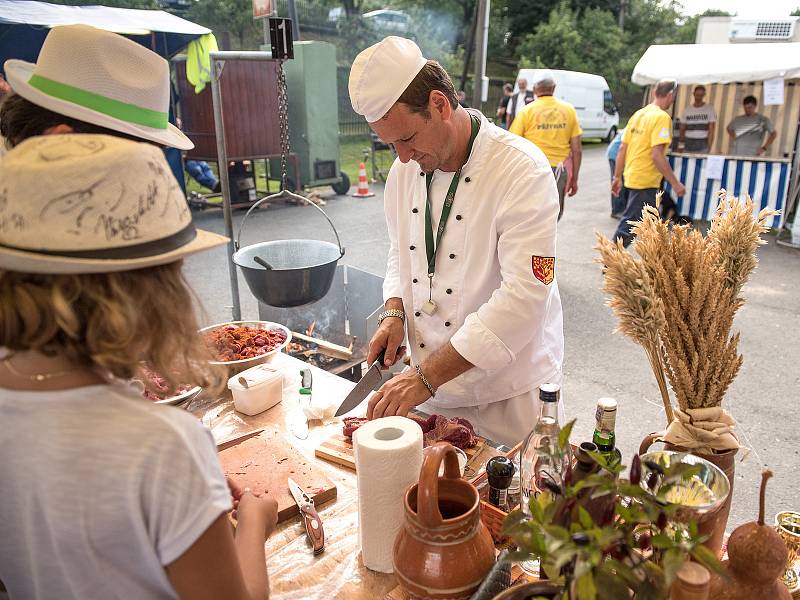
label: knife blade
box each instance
[334,351,385,417]
[288,477,325,555]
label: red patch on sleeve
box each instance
[532,256,555,285]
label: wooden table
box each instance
[188,353,398,600]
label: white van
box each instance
[514,69,619,142]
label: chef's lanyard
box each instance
[424,114,480,300]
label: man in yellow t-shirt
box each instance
[509,70,582,221]
[611,79,685,247]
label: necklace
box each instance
[1,353,84,382]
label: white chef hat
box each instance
[532,69,557,86]
[349,36,427,123]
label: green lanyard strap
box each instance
[424,114,481,276]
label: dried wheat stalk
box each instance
[595,234,673,423]
[596,191,776,418]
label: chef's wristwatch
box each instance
[378,309,405,325]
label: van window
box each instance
[603,90,616,115]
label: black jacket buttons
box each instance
[413,278,418,283]
[446,288,453,294]
[412,208,418,213]
[464,177,471,183]
[445,321,451,327]
[449,253,455,259]
[455,215,462,221]
[415,311,421,317]
[410,245,416,250]
[419,343,425,348]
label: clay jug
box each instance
[394,441,496,600]
[640,433,736,556]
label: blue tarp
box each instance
[0,0,210,69]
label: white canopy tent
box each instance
[0,0,209,37]
[632,43,800,85]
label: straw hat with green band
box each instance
[4,24,193,150]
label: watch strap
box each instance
[378,309,405,325]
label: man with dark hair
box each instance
[1,24,192,151]
[348,37,563,445]
[611,79,685,247]
[679,85,716,153]
[496,82,513,128]
[726,95,776,156]
[506,77,534,128]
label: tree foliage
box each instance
[188,0,262,49]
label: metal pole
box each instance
[287,0,301,42]
[210,54,242,321]
[472,0,489,109]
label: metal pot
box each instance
[232,191,345,308]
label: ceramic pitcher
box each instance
[393,442,495,600]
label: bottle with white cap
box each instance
[592,397,622,467]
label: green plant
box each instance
[502,420,724,600]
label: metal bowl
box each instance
[199,320,292,375]
[155,385,203,406]
[640,450,731,519]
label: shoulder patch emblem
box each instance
[532,256,555,285]
[659,127,671,139]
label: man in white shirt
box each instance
[506,77,534,128]
[348,37,564,445]
[678,85,716,154]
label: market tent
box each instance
[632,43,800,85]
[0,0,210,65]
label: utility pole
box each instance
[618,0,627,30]
[472,0,489,109]
[287,0,301,41]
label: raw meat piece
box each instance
[343,417,368,438]
[342,414,478,450]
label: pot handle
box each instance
[234,190,345,257]
[417,442,462,529]
[639,432,665,456]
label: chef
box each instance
[349,37,563,446]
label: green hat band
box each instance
[28,74,168,130]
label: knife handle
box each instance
[300,504,325,554]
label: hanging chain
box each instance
[276,61,291,192]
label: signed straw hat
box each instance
[4,24,193,150]
[0,134,227,274]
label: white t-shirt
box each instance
[0,382,232,599]
[514,92,528,118]
[680,103,717,140]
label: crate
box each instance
[475,441,522,546]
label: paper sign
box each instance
[705,155,725,180]
[764,78,784,106]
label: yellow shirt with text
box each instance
[621,103,672,189]
[509,95,582,166]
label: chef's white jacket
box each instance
[383,110,564,409]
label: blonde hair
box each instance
[0,262,225,396]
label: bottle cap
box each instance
[299,387,312,395]
[486,456,515,489]
[596,397,617,412]
[539,383,560,403]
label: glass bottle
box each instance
[593,397,622,467]
[519,384,568,515]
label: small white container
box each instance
[228,364,284,416]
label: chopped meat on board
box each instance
[342,414,478,450]
[343,417,368,438]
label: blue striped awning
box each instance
[664,155,788,229]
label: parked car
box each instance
[514,68,620,142]
[327,6,345,22]
[362,9,411,33]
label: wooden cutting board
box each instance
[314,414,501,474]
[218,429,337,524]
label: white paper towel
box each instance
[353,416,423,573]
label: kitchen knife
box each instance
[288,477,325,555]
[334,350,385,417]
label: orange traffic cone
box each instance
[351,162,375,197]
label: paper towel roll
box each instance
[353,416,423,573]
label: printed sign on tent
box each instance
[763,78,784,106]
[705,155,725,180]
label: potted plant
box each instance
[595,193,777,553]
[500,420,723,600]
